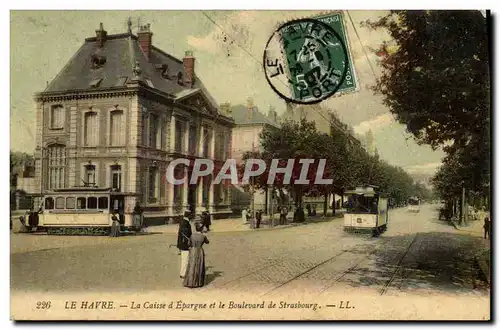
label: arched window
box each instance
[84,111,98,146]
[110,110,124,146]
[47,144,66,190]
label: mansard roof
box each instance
[41,30,225,119]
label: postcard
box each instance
[10,9,491,321]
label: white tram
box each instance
[407,197,421,213]
[343,185,389,236]
[22,187,141,235]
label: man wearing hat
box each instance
[177,210,193,278]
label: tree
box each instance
[366,10,490,209]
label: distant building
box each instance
[33,22,234,222]
[230,99,280,214]
[279,102,364,211]
[364,129,375,156]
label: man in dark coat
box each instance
[484,216,491,240]
[177,210,193,278]
[202,211,211,232]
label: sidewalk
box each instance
[145,213,343,234]
[450,217,490,284]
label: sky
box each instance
[10,10,445,181]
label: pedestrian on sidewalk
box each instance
[183,222,210,288]
[242,208,248,224]
[483,216,491,240]
[109,212,121,237]
[177,210,193,279]
[133,202,144,232]
[201,210,211,232]
[255,210,262,229]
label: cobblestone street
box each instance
[10,204,490,320]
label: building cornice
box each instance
[34,81,176,103]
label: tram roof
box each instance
[44,187,138,195]
[344,185,379,196]
[49,187,113,193]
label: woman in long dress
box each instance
[109,213,120,237]
[183,222,210,288]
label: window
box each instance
[111,165,122,192]
[175,121,183,152]
[84,111,98,146]
[50,105,64,129]
[66,197,76,209]
[47,145,66,190]
[141,110,148,146]
[148,167,158,203]
[88,197,98,209]
[189,125,197,155]
[110,110,124,146]
[77,197,86,209]
[84,164,96,186]
[202,176,210,205]
[149,114,158,149]
[203,129,211,158]
[45,197,54,210]
[98,197,108,209]
[55,197,65,209]
[158,120,164,150]
[173,166,184,204]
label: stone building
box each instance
[228,99,280,215]
[33,22,234,222]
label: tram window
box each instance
[45,197,54,210]
[66,197,76,209]
[55,197,65,209]
[88,197,98,209]
[98,197,108,209]
[77,197,86,209]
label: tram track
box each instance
[257,235,402,297]
[256,234,417,297]
[379,234,419,296]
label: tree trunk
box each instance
[323,194,328,216]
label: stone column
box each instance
[183,165,188,211]
[210,127,216,159]
[198,125,204,157]
[196,179,204,214]
[184,123,189,155]
[167,175,174,216]
[209,175,215,213]
[169,115,176,152]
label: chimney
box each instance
[138,24,153,60]
[95,23,107,48]
[247,97,254,120]
[268,106,276,122]
[220,103,231,116]
[183,51,195,88]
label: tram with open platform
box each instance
[20,187,140,235]
[343,185,389,236]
